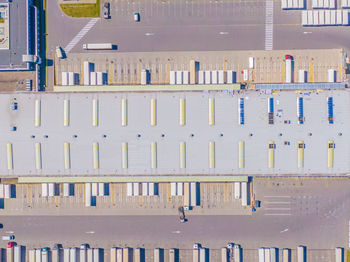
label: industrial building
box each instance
[0,88,348,177]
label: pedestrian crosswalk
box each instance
[265,0,274,50]
[263,195,292,216]
[64,18,100,53]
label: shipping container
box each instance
[96,72,103,85]
[183,71,189,85]
[62,72,68,86]
[93,249,100,262]
[122,142,128,169]
[127,183,133,196]
[35,142,42,170]
[141,69,148,85]
[211,70,218,84]
[63,99,70,126]
[14,246,22,262]
[190,182,197,206]
[258,248,265,262]
[218,70,225,84]
[150,99,157,126]
[142,183,148,196]
[83,61,90,85]
[92,142,99,169]
[85,183,92,207]
[239,98,244,125]
[170,71,176,85]
[205,70,211,84]
[64,249,70,262]
[221,248,228,262]
[133,183,140,196]
[151,142,157,169]
[42,183,48,197]
[184,182,190,206]
[209,141,215,168]
[179,98,186,126]
[297,246,305,262]
[177,182,184,195]
[234,182,241,199]
[92,183,98,196]
[319,10,325,24]
[34,99,41,127]
[176,71,183,85]
[241,182,248,206]
[208,98,215,126]
[198,71,204,84]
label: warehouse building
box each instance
[0,88,349,177]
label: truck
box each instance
[285,55,293,83]
[56,46,64,59]
[297,246,305,262]
[83,43,114,50]
[14,246,22,262]
[178,206,186,223]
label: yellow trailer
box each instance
[297,141,304,168]
[328,140,334,168]
[268,141,275,168]
[238,141,245,168]
[179,98,186,126]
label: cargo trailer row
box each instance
[341,0,350,8]
[170,182,184,196]
[183,182,199,207]
[83,61,108,85]
[258,247,279,262]
[312,0,335,8]
[198,70,237,84]
[41,183,59,197]
[126,182,158,196]
[222,245,241,262]
[302,10,349,26]
[281,0,305,9]
[61,72,79,86]
[91,183,109,196]
[0,184,13,198]
[193,247,207,262]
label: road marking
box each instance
[219,31,229,35]
[265,201,291,204]
[6,231,14,234]
[264,213,291,216]
[280,228,289,233]
[264,0,273,50]
[64,18,99,53]
[264,196,291,198]
[85,231,95,234]
[145,32,155,36]
[265,207,291,210]
[171,230,181,234]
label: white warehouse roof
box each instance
[0,90,349,177]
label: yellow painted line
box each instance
[55,196,59,206]
[224,183,227,202]
[208,98,215,126]
[179,141,186,169]
[167,183,171,202]
[34,100,41,127]
[179,98,186,126]
[280,61,285,83]
[111,183,115,205]
[54,84,243,92]
[93,142,99,169]
[139,195,143,207]
[309,59,314,83]
[151,142,157,168]
[27,184,31,205]
[35,143,42,170]
[121,142,128,169]
[19,176,250,183]
[121,99,127,127]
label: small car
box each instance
[2,235,14,241]
[103,3,110,19]
[7,242,15,248]
[80,243,90,249]
[134,12,140,22]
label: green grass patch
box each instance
[60,0,100,18]
[347,250,350,262]
[0,18,4,23]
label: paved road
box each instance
[2,179,349,249]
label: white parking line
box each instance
[64,18,100,53]
[265,201,291,204]
[265,0,273,50]
[264,213,291,216]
